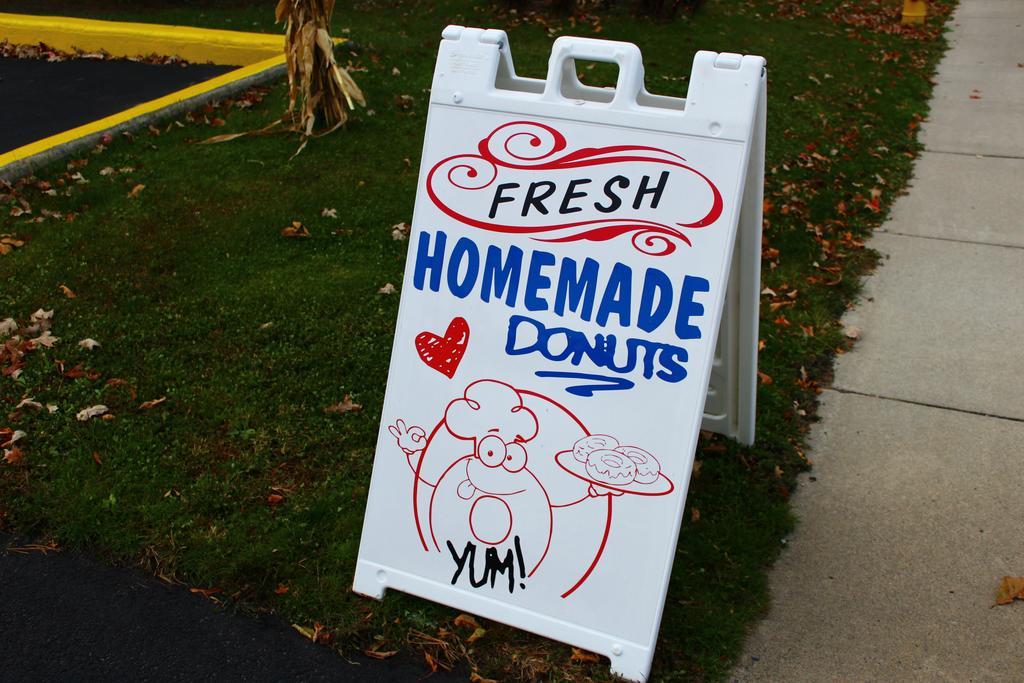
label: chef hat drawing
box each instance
[444,380,539,444]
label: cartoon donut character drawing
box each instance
[391,379,674,597]
[391,380,554,579]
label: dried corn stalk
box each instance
[276,0,364,138]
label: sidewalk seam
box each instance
[829,386,1024,425]
[880,230,1024,250]
[923,149,1024,161]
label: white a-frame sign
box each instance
[354,26,765,682]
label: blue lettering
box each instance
[524,251,556,312]
[413,229,447,292]
[638,268,673,333]
[675,275,710,340]
[447,237,480,299]
[505,314,689,394]
[481,244,523,307]
[506,315,544,357]
[656,347,688,382]
[554,257,599,321]
[596,262,632,327]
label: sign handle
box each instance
[542,36,645,110]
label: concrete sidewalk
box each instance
[734,1,1024,680]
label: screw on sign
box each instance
[354,28,766,682]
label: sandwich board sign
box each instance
[354,25,766,682]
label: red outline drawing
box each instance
[469,495,514,546]
[425,121,723,256]
[390,379,674,598]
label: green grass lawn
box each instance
[1,0,952,679]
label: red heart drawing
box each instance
[415,317,469,379]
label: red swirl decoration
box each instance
[426,121,723,256]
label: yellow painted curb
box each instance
[0,12,283,64]
[0,54,286,171]
[0,14,335,178]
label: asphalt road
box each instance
[0,533,463,682]
[0,57,235,154]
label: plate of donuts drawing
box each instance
[555,434,674,497]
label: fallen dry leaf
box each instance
[467,626,486,643]
[2,447,24,465]
[267,493,285,506]
[378,283,397,295]
[31,309,53,323]
[197,132,250,145]
[321,207,338,218]
[15,398,43,410]
[311,622,332,644]
[78,338,101,350]
[469,674,497,683]
[0,429,25,448]
[138,396,167,410]
[31,330,60,348]
[571,647,600,663]
[1,235,26,255]
[324,394,362,414]
[76,404,109,421]
[453,613,480,630]
[189,586,221,599]
[59,284,76,299]
[757,371,773,385]
[92,451,103,466]
[281,221,311,238]
[690,507,701,522]
[0,318,17,337]
[64,364,101,380]
[6,540,59,554]
[290,622,333,643]
[995,576,1024,606]
[274,583,290,595]
[128,184,145,198]
[293,624,316,640]
[364,647,398,660]
[391,222,410,241]
[844,325,861,340]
